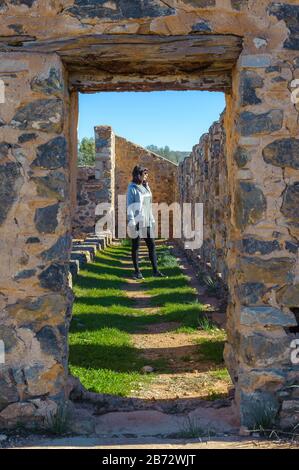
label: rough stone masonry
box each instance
[178,113,229,284]
[0,0,298,430]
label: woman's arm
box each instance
[127,185,138,225]
[148,186,155,225]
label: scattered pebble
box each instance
[142,366,154,374]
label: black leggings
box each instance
[131,226,158,273]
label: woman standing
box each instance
[127,165,165,280]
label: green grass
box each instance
[69,242,228,397]
[172,416,216,439]
[209,368,230,381]
[195,330,226,364]
[175,326,198,334]
[69,245,149,395]
[247,402,279,437]
[45,404,72,435]
[197,315,218,331]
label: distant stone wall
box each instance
[73,126,115,238]
[178,114,229,284]
[72,166,99,238]
[115,135,179,237]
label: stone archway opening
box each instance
[61,33,243,428]
[1,5,299,433]
[68,87,233,418]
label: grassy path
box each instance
[69,241,231,400]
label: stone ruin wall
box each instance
[178,113,229,285]
[72,127,178,238]
[72,165,101,238]
[0,0,298,429]
[0,54,73,427]
[72,126,116,238]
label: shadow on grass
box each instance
[196,338,226,364]
[150,291,198,307]
[99,251,131,260]
[75,275,128,290]
[74,295,134,308]
[77,264,183,286]
[144,276,188,289]
[69,343,145,373]
[69,343,224,374]
[71,304,207,334]
[70,241,229,397]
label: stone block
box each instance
[281,183,299,220]
[65,0,176,20]
[0,402,36,429]
[276,284,299,307]
[235,181,266,230]
[238,110,283,136]
[34,204,59,234]
[240,54,272,68]
[33,171,68,201]
[0,367,19,412]
[192,21,211,33]
[269,3,299,50]
[239,256,296,284]
[70,252,89,267]
[0,161,23,225]
[30,67,64,97]
[280,400,299,429]
[32,136,67,170]
[18,133,38,144]
[240,70,264,106]
[11,99,64,134]
[36,326,63,362]
[71,246,94,260]
[76,240,101,250]
[234,147,251,168]
[263,138,299,169]
[38,263,69,291]
[41,233,72,262]
[240,330,291,368]
[5,295,70,331]
[238,283,268,305]
[240,305,297,327]
[69,260,80,278]
[241,238,280,255]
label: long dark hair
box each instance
[132,165,147,184]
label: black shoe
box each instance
[133,271,144,280]
[153,271,166,278]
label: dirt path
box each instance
[118,242,230,402]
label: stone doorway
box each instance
[1,6,299,432]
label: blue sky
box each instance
[78,91,225,152]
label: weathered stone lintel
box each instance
[0,34,241,92]
[69,71,233,93]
